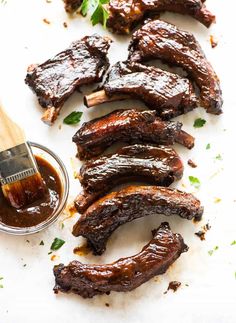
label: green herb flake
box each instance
[48,251,52,255]
[194,118,206,128]
[0,284,3,288]
[91,1,109,27]
[215,154,223,161]
[189,176,201,189]
[79,0,110,27]
[208,246,219,256]
[50,238,65,251]
[80,0,89,16]
[63,111,83,125]
[23,264,27,267]
[0,277,3,280]
[231,241,236,246]
[61,223,65,229]
[208,250,214,256]
[39,240,44,246]
[206,143,211,150]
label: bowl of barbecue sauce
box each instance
[0,142,69,235]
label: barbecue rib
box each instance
[84,62,197,119]
[63,0,82,13]
[107,0,215,33]
[73,186,203,255]
[73,109,195,160]
[25,35,111,125]
[75,144,183,213]
[54,222,188,298]
[129,20,223,115]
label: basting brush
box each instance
[0,104,47,209]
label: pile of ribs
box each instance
[26,0,221,299]
[85,20,222,116]
[25,19,222,124]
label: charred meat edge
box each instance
[54,222,188,298]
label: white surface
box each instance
[0,0,235,322]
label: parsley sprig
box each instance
[79,0,109,27]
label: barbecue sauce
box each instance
[0,156,62,228]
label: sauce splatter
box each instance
[188,159,197,168]
[210,35,218,48]
[73,245,91,256]
[43,18,51,25]
[164,281,181,294]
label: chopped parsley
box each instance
[231,241,236,246]
[194,118,206,128]
[91,1,109,27]
[0,277,4,288]
[63,111,83,125]
[79,0,109,27]
[61,223,65,229]
[80,0,90,16]
[215,154,223,161]
[208,246,219,256]
[206,143,211,150]
[39,240,44,246]
[50,238,65,251]
[189,176,201,189]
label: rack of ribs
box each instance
[73,109,195,160]
[73,186,203,255]
[129,19,223,114]
[84,61,197,119]
[75,144,184,213]
[54,222,188,298]
[25,34,111,125]
[107,0,215,34]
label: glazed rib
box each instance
[84,62,197,119]
[75,144,183,213]
[73,109,195,160]
[25,35,111,125]
[107,0,215,34]
[54,222,188,298]
[129,20,223,114]
[73,186,203,255]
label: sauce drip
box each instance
[0,155,62,228]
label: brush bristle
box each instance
[2,172,47,209]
